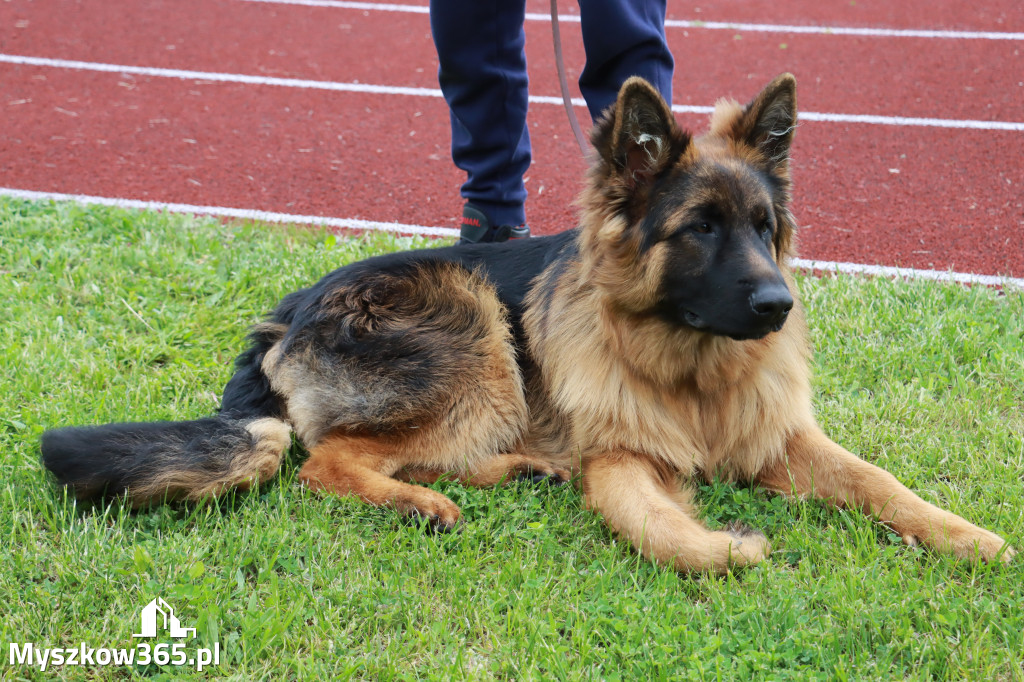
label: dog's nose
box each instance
[750,284,793,321]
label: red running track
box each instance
[1,0,1023,278]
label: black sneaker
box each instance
[458,204,531,244]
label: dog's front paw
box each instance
[906,513,1014,564]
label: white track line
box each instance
[241,0,1024,41]
[0,54,447,98]
[4,54,1023,131]
[788,259,1023,290]
[3,187,1022,290]
[0,187,459,237]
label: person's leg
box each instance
[430,0,531,235]
[577,0,674,122]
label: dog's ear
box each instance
[723,73,797,169]
[592,77,689,189]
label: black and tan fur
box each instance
[42,75,1014,572]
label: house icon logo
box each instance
[132,598,196,639]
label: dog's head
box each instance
[581,74,798,341]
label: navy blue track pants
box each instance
[429,0,674,227]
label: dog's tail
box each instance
[41,324,292,507]
[41,416,291,506]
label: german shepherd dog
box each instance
[42,75,1014,572]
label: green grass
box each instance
[1,196,1022,681]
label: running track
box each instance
[2,0,1023,283]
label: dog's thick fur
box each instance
[42,75,1014,571]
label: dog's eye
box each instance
[758,221,772,236]
[692,222,713,234]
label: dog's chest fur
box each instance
[524,278,814,481]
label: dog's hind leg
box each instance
[397,454,571,487]
[582,450,770,573]
[757,427,1014,563]
[298,434,462,530]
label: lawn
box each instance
[1,196,1022,680]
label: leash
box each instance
[550,0,590,157]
